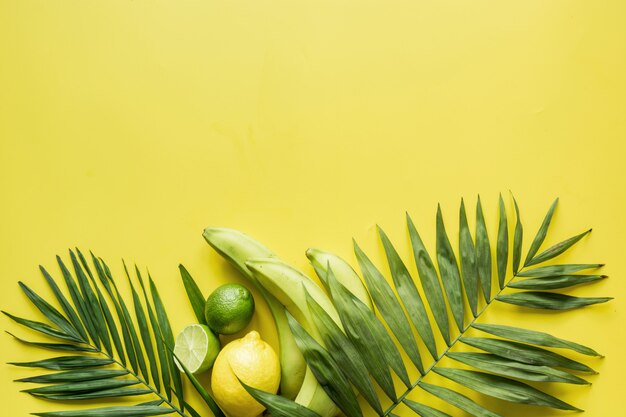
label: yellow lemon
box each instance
[211,330,280,417]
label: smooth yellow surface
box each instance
[212,331,280,417]
[1,1,625,416]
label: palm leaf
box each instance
[2,311,83,342]
[305,289,383,414]
[435,204,465,332]
[22,378,140,395]
[138,270,172,399]
[407,213,451,345]
[169,347,224,417]
[39,265,89,342]
[125,265,160,391]
[459,199,479,316]
[378,226,438,359]
[70,250,113,355]
[31,405,175,417]
[108,264,151,382]
[460,337,595,373]
[433,368,579,411]
[475,196,492,301]
[83,252,126,365]
[526,229,592,267]
[9,356,114,370]
[149,274,185,407]
[496,292,611,310]
[445,352,589,385]
[7,331,97,352]
[242,382,323,417]
[6,194,610,417]
[256,194,609,417]
[508,274,607,290]
[403,400,452,417]
[354,239,424,374]
[523,198,558,267]
[418,382,503,417]
[56,256,101,347]
[496,194,508,289]
[470,323,601,356]
[17,281,83,342]
[15,369,130,384]
[178,264,206,325]
[287,311,363,417]
[511,195,523,274]
[326,268,409,397]
[5,252,219,417]
[92,256,138,371]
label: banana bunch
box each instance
[203,228,370,417]
[246,258,340,417]
[202,228,306,400]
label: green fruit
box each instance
[173,324,221,374]
[205,283,255,335]
[202,227,307,400]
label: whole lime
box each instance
[205,283,255,335]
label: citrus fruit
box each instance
[173,324,220,374]
[205,283,255,335]
[211,330,280,417]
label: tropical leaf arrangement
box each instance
[3,194,612,417]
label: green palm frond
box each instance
[4,249,222,417]
[247,194,611,417]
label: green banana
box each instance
[246,258,340,417]
[202,227,306,400]
[202,227,273,276]
[246,258,341,334]
[294,368,340,417]
[306,248,374,311]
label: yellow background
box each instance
[1,1,625,416]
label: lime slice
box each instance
[174,324,220,374]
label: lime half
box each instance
[174,324,220,374]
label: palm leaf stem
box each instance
[382,269,523,416]
[77,341,188,417]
